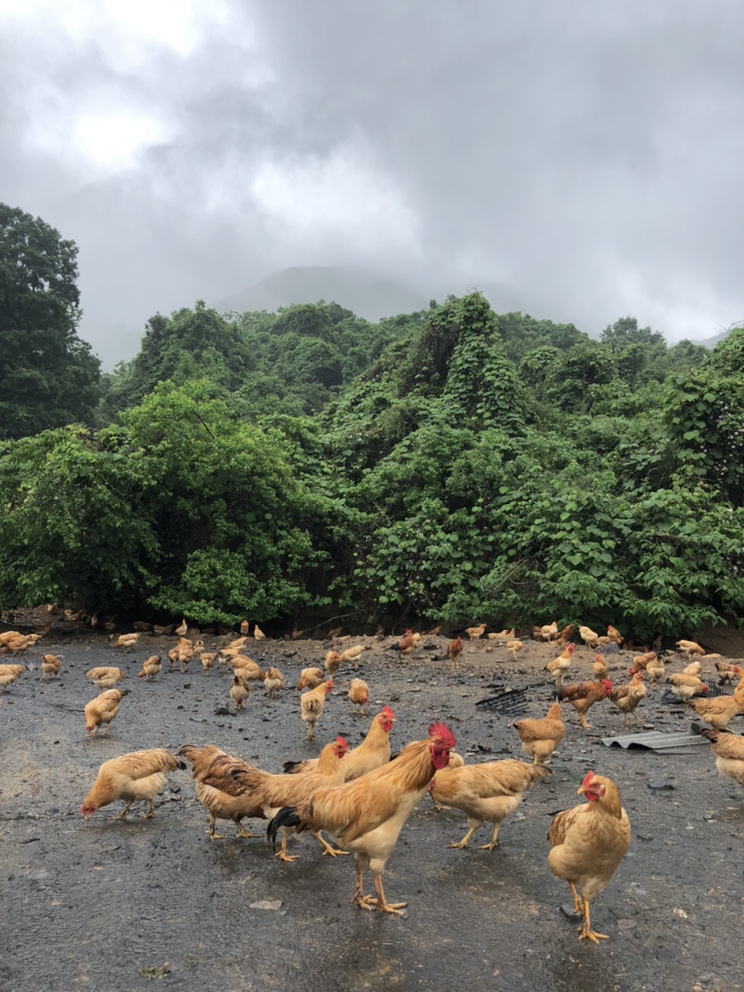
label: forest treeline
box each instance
[2,203,744,639]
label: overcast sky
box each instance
[1,0,743,366]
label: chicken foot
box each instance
[353,867,407,916]
[313,831,348,856]
[478,823,502,850]
[578,897,608,943]
[449,826,478,849]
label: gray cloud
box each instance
[1,0,742,367]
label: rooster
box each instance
[284,707,395,781]
[545,643,574,686]
[267,723,456,915]
[548,772,631,943]
[300,679,333,739]
[80,749,185,820]
[431,758,548,849]
[513,701,565,764]
[557,680,613,730]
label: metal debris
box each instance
[475,687,529,714]
[601,730,711,752]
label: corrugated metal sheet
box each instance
[601,730,710,752]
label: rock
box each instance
[249,899,283,910]
[648,779,675,790]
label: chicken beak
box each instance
[576,784,587,796]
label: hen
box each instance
[557,679,613,730]
[609,672,647,728]
[348,678,369,715]
[685,679,744,729]
[715,662,743,685]
[85,689,127,736]
[300,679,333,739]
[694,726,744,790]
[263,667,285,696]
[296,667,324,690]
[41,654,62,680]
[513,701,565,764]
[267,723,456,915]
[80,749,184,820]
[85,666,125,690]
[431,758,548,849]
[0,664,25,693]
[284,706,396,781]
[466,623,487,640]
[666,673,708,702]
[676,639,705,657]
[230,674,250,711]
[592,654,608,681]
[548,771,631,943]
[387,630,416,655]
[137,655,162,681]
[447,636,463,669]
[545,644,574,686]
[579,626,600,649]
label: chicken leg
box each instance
[578,897,608,943]
[353,859,407,916]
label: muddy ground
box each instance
[1,629,743,992]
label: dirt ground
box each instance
[1,625,743,992]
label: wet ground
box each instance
[1,631,743,992]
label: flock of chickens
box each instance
[2,617,744,944]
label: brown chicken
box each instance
[225,738,350,858]
[645,655,666,683]
[296,666,324,690]
[534,622,558,642]
[683,660,703,678]
[513,701,565,764]
[284,706,396,781]
[676,639,705,657]
[300,679,333,739]
[230,674,250,711]
[85,666,125,690]
[685,679,744,729]
[348,678,369,715]
[610,672,647,728]
[578,626,600,649]
[253,624,266,640]
[137,655,162,681]
[592,654,608,681]
[666,673,708,701]
[113,633,140,649]
[229,656,266,681]
[505,639,525,661]
[41,654,62,679]
[0,632,40,655]
[466,623,487,640]
[200,652,218,671]
[80,749,185,820]
[263,667,285,696]
[548,771,631,943]
[555,623,574,646]
[558,679,613,729]
[694,726,744,790]
[0,663,25,693]
[487,628,515,642]
[606,625,623,646]
[629,650,657,676]
[387,630,416,655]
[85,689,127,736]
[179,744,262,839]
[715,662,743,685]
[447,636,463,669]
[431,758,548,849]
[239,619,250,635]
[268,723,457,915]
[545,643,574,686]
[328,644,367,669]
[175,637,193,673]
[175,618,188,637]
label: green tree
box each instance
[0,203,101,439]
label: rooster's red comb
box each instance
[581,771,595,788]
[336,736,348,749]
[428,722,456,749]
[382,706,395,718]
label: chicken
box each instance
[676,639,705,657]
[557,679,613,730]
[253,624,266,640]
[137,655,162,681]
[555,623,575,646]
[192,639,205,661]
[487,628,515,642]
[324,651,343,677]
[609,672,647,728]
[0,633,38,655]
[505,639,524,661]
[0,631,23,649]
[80,749,185,820]
[200,652,218,671]
[446,636,463,669]
[41,654,62,680]
[684,679,744,729]
[85,666,125,690]
[113,633,140,649]
[548,771,631,943]
[536,622,558,642]
[0,663,25,693]
[348,678,369,716]
[466,623,487,640]
[267,722,457,915]
[645,655,666,682]
[629,650,656,676]
[296,666,324,690]
[230,674,250,711]
[263,667,285,696]
[592,654,608,681]
[694,726,744,790]
[387,630,416,655]
[513,701,565,764]
[85,689,127,736]
[431,758,548,849]
[175,636,193,673]
[167,645,179,667]
[175,618,188,637]
[300,679,333,739]
[683,660,703,678]
[217,738,350,857]
[715,661,743,685]
[229,656,266,681]
[326,643,368,675]
[284,706,396,781]
[545,643,575,686]
[606,625,623,647]
[666,673,709,702]
[239,619,249,636]
[579,626,600,649]
[132,620,152,632]
[153,624,175,636]
[179,744,262,839]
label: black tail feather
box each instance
[267,806,303,849]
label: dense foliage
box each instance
[2,206,743,637]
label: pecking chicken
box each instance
[513,701,565,764]
[629,650,656,676]
[535,622,558,642]
[487,628,515,642]
[0,632,39,655]
[284,706,396,781]
[85,666,125,690]
[666,673,708,702]
[200,652,218,672]
[80,749,185,820]
[348,678,369,715]
[447,636,463,669]
[505,639,525,661]
[0,663,25,693]
[676,639,705,657]
[579,626,600,649]
[300,679,333,739]
[548,771,631,944]
[545,643,574,686]
[645,655,666,682]
[137,655,162,681]
[431,758,548,850]
[263,667,285,696]
[466,623,487,640]
[592,654,608,681]
[230,674,250,711]
[715,662,743,685]
[610,672,647,728]
[85,689,127,736]
[557,679,613,730]
[683,660,703,677]
[113,633,140,649]
[296,666,324,690]
[267,723,456,915]
[229,656,266,681]
[41,654,62,680]
[387,630,416,655]
[684,679,744,730]
[694,725,744,791]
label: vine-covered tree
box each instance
[0,203,100,439]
